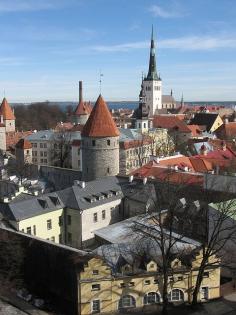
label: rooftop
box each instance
[82,95,120,138]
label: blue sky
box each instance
[0,0,236,102]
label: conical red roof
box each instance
[82,95,119,137]
[74,100,91,116]
[0,97,15,120]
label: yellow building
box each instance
[78,250,220,315]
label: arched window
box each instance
[168,289,184,302]
[144,292,160,305]
[118,295,136,309]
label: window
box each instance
[144,292,160,305]
[26,227,31,234]
[178,276,183,281]
[33,225,36,235]
[93,213,98,222]
[107,167,110,174]
[92,284,100,291]
[107,139,110,146]
[168,289,184,302]
[59,216,63,226]
[67,232,72,243]
[44,151,47,157]
[102,210,106,220]
[44,159,47,163]
[67,215,71,225]
[144,280,150,285]
[118,295,136,309]
[92,300,100,313]
[51,236,55,242]
[21,229,24,232]
[26,150,29,154]
[92,270,99,275]
[40,143,43,148]
[40,151,43,157]
[120,283,126,288]
[129,282,134,287]
[44,143,47,148]
[201,287,209,300]
[154,279,159,284]
[203,272,209,278]
[47,219,52,230]
[92,140,96,146]
[59,234,62,243]
[40,159,44,163]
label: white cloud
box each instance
[0,0,70,12]
[91,35,236,53]
[149,4,183,18]
[92,41,149,52]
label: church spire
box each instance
[146,25,158,81]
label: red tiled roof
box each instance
[153,115,191,133]
[15,138,32,149]
[189,157,213,173]
[6,131,33,150]
[55,122,74,131]
[0,97,15,120]
[74,101,92,116]
[82,95,120,137]
[158,156,194,171]
[187,125,203,137]
[216,122,236,138]
[131,161,203,186]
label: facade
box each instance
[190,113,223,133]
[81,95,120,182]
[162,94,176,109]
[78,249,220,315]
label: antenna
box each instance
[99,71,104,94]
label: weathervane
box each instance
[99,71,104,94]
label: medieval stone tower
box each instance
[0,97,15,132]
[81,94,120,182]
[15,138,32,166]
[73,81,92,125]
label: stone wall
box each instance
[82,136,119,181]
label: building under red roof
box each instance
[153,115,191,133]
[82,94,119,138]
[74,100,92,116]
[131,160,204,187]
[0,97,15,120]
[15,138,32,150]
[6,131,33,150]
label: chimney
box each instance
[200,144,207,156]
[79,81,83,102]
[129,175,134,183]
[221,141,226,151]
[143,177,147,185]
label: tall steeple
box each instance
[146,25,158,81]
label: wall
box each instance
[82,136,119,182]
[142,80,162,116]
[18,208,64,243]
[0,126,6,151]
[5,119,15,132]
[78,255,220,315]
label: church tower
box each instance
[135,78,150,132]
[81,94,120,182]
[0,97,15,132]
[142,26,162,117]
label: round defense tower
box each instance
[81,94,120,182]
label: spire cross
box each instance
[99,71,104,94]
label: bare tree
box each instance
[191,197,236,307]
[131,176,194,315]
[51,127,72,168]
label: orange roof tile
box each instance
[153,115,191,133]
[15,138,32,149]
[6,131,33,150]
[82,94,120,137]
[74,101,93,116]
[0,97,15,120]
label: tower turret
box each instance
[81,94,120,181]
[142,26,162,117]
[0,97,15,132]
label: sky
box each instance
[0,0,236,102]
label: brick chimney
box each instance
[79,81,83,103]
